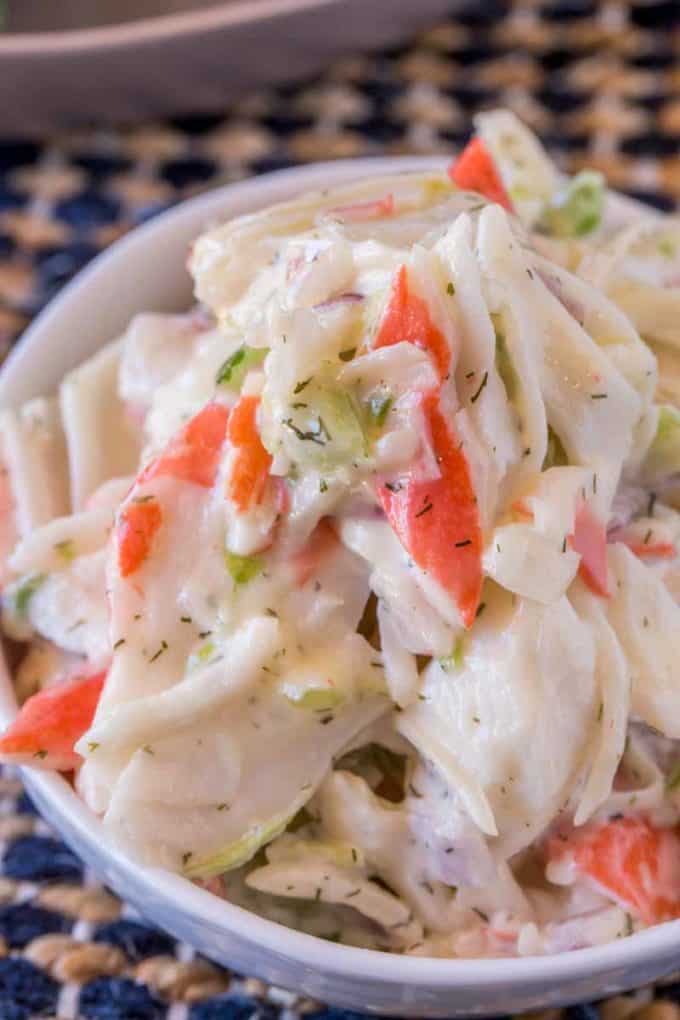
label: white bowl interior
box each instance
[0,157,678,1016]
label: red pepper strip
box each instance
[141,401,230,489]
[379,390,483,629]
[547,817,680,925]
[570,501,609,597]
[373,264,451,382]
[0,671,106,772]
[448,137,513,212]
[227,395,273,513]
[330,194,394,223]
[117,498,163,578]
[608,528,676,561]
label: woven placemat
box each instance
[0,1,679,1016]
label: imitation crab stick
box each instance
[448,137,513,212]
[571,500,610,597]
[116,498,163,578]
[330,194,395,223]
[548,817,680,925]
[379,390,483,629]
[373,264,451,382]
[373,265,481,627]
[226,395,273,513]
[0,671,106,771]
[141,401,230,489]
[608,528,676,562]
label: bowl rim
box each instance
[0,0,340,55]
[1,152,678,989]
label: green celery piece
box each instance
[183,798,309,878]
[14,573,46,615]
[225,551,262,585]
[543,426,569,469]
[439,635,465,673]
[493,321,518,403]
[644,405,680,481]
[281,683,345,711]
[283,383,365,470]
[216,346,267,389]
[368,390,393,429]
[542,170,605,238]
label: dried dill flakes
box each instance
[283,417,330,446]
[455,538,472,548]
[319,478,328,493]
[113,638,126,650]
[33,749,48,760]
[87,742,100,753]
[415,496,433,518]
[293,377,313,395]
[470,371,488,404]
[590,392,608,400]
[338,347,356,362]
[149,640,168,663]
[446,282,455,296]
[181,851,193,867]
[180,615,192,623]
[648,492,657,518]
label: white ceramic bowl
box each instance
[0,157,678,1017]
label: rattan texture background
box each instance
[0,1,679,1017]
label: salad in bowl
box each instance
[1,110,680,962]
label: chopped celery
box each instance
[183,798,309,878]
[14,573,46,615]
[225,551,262,585]
[1,573,47,642]
[658,237,677,259]
[282,383,365,470]
[541,170,604,238]
[439,636,465,673]
[367,390,393,429]
[216,346,267,389]
[189,641,217,669]
[54,540,76,562]
[543,426,569,469]
[666,758,680,793]
[269,837,365,869]
[280,679,345,711]
[643,405,680,481]
[493,320,518,402]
